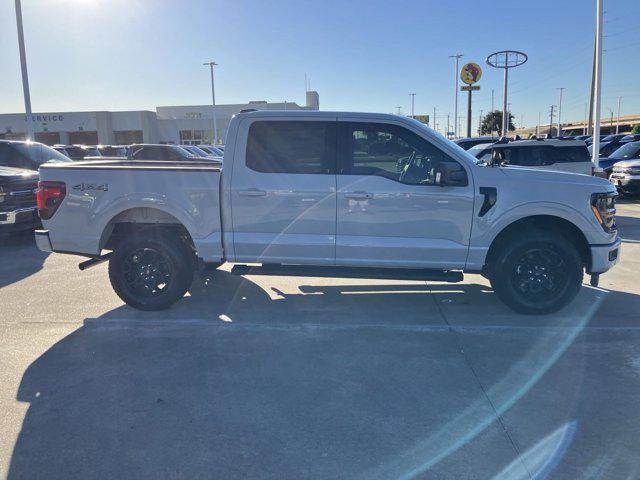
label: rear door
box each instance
[230,119,337,264]
[335,120,474,269]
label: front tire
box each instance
[489,231,583,314]
[108,233,195,310]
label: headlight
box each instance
[625,167,640,175]
[591,192,617,232]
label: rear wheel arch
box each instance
[100,207,196,255]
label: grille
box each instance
[0,180,38,210]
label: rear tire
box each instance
[108,233,195,310]
[489,231,583,314]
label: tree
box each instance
[480,110,515,135]
[631,124,640,135]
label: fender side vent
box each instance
[479,187,497,217]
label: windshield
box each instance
[610,142,640,159]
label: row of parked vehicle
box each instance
[454,133,640,196]
[52,143,225,162]
[0,139,225,236]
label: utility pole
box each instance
[609,109,614,135]
[537,112,541,137]
[549,105,556,137]
[616,96,622,134]
[409,93,416,118]
[478,109,483,136]
[584,103,588,135]
[557,87,565,137]
[591,0,604,171]
[14,0,34,140]
[446,114,450,138]
[449,54,463,138]
[491,89,495,112]
[433,107,437,132]
[396,106,402,115]
[203,61,219,144]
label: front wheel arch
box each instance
[483,215,591,278]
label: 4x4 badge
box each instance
[72,183,108,192]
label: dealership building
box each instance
[0,91,320,146]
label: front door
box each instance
[231,119,337,264]
[335,121,474,269]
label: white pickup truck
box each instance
[35,111,621,314]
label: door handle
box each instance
[238,189,266,197]
[344,191,373,199]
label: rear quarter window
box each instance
[553,146,590,163]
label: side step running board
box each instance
[231,264,463,283]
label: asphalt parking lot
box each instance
[1,200,639,480]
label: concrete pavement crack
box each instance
[427,282,534,480]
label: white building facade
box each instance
[0,91,319,146]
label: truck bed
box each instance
[38,159,224,262]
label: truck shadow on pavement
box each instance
[0,232,49,289]
[9,270,640,479]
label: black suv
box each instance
[0,166,40,233]
[0,140,71,234]
[0,140,71,170]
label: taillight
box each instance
[36,181,66,220]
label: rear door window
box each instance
[518,147,552,167]
[246,121,336,174]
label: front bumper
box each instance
[589,237,622,274]
[34,229,53,252]
[0,207,40,232]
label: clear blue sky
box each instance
[1,0,639,130]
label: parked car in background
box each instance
[589,134,629,158]
[181,145,217,159]
[198,144,225,157]
[97,145,128,157]
[454,136,500,150]
[0,166,40,234]
[585,135,607,145]
[620,134,640,143]
[609,159,640,196]
[599,141,640,176]
[574,135,591,141]
[35,110,620,314]
[54,145,101,160]
[469,138,592,175]
[127,144,218,162]
[0,140,72,170]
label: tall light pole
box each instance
[449,54,463,138]
[14,0,34,140]
[591,0,603,171]
[556,87,565,137]
[409,93,416,118]
[203,61,219,144]
[616,96,622,134]
[486,51,528,137]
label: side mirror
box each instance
[436,161,468,187]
